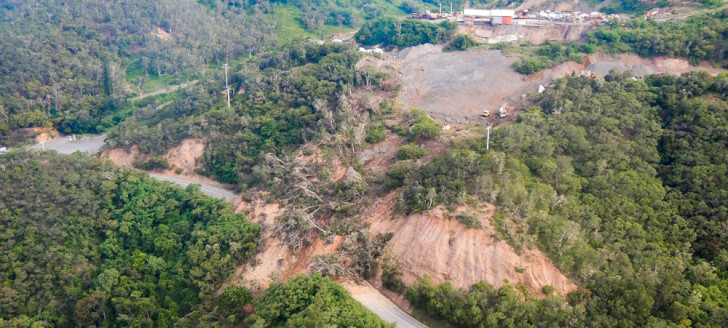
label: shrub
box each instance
[512,57,548,75]
[10,110,51,129]
[455,214,481,229]
[542,285,555,295]
[133,157,171,171]
[382,263,406,293]
[218,286,253,316]
[366,124,387,143]
[409,109,439,140]
[396,144,428,160]
[383,160,417,190]
[445,34,479,52]
[389,124,407,137]
[175,167,183,174]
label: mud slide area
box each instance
[399,45,726,124]
[532,53,726,80]
[103,138,229,191]
[399,44,532,123]
[364,193,577,297]
[460,22,593,45]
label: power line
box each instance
[486,125,492,150]
[223,63,230,107]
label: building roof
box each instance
[463,8,515,17]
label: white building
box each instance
[463,9,515,25]
[463,9,515,18]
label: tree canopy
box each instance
[388,72,728,327]
[0,151,259,326]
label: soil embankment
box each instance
[363,193,577,297]
[460,22,593,44]
[103,138,227,190]
[532,53,726,80]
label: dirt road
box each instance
[344,281,428,328]
[131,80,198,101]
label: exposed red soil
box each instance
[362,192,577,298]
[102,138,226,188]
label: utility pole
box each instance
[439,2,442,16]
[223,63,230,107]
[486,125,492,150]
[451,1,453,14]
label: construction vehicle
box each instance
[481,110,490,117]
[498,106,508,118]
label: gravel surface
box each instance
[399,44,531,123]
[586,62,656,76]
[30,135,106,154]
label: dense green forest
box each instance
[106,42,399,258]
[1,0,719,142]
[7,1,728,327]
[246,274,392,327]
[384,72,728,326]
[0,0,414,143]
[0,0,278,140]
[0,152,389,327]
[589,11,728,65]
[0,151,260,326]
[355,17,457,48]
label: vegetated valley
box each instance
[3,0,728,327]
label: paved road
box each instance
[148,173,236,202]
[346,282,428,328]
[27,134,427,327]
[30,135,107,154]
[131,80,198,101]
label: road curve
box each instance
[27,135,428,327]
[344,281,428,328]
[148,173,236,202]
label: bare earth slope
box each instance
[103,138,228,190]
[364,193,577,296]
[399,45,529,123]
[399,45,725,124]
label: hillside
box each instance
[0,0,408,145]
[6,1,728,327]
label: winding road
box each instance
[148,173,236,202]
[345,282,428,328]
[27,134,427,327]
